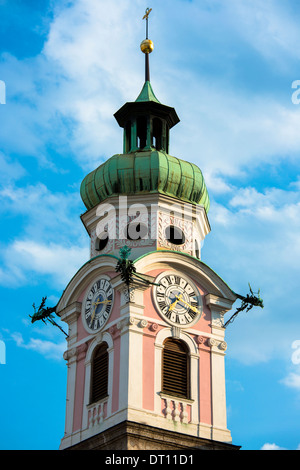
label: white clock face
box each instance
[83,278,114,332]
[153,272,202,327]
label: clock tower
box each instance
[57,12,239,451]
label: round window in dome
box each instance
[165,225,185,245]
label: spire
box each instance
[135,80,160,103]
[140,8,154,83]
[114,7,179,154]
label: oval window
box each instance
[96,232,109,251]
[165,225,185,245]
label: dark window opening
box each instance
[96,232,109,251]
[125,121,131,152]
[91,342,108,403]
[153,118,162,150]
[165,225,185,245]
[162,338,190,399]
[166,125,169,153]
[195,239,200,259]
[137,116,147,149]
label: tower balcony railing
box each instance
[160,393,194,424]
[87,396,108,428]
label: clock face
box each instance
[153,272,202,327]
[83,278,114,332]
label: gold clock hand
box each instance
[167,295,182,312]
[175,295,200,314]
[91,304,97,322]
[92,300,111,305]
[91,299,111,321]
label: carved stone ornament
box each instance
[109,324,117,336]
[139,319,148,328]
[196,335,206,345]
[211,315,224,328]
[157,211,193,254]
[76,342,88,360]
[63,348,77,362]
[150,322,158,332]
[208,337,217,347]
[219,341,227,351]
[122,287,135,303]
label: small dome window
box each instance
[165,225,185,245]
[96,232,109,251]
[137,116,147,149]
[152,118,162,150]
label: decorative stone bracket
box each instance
[195,335,227,351]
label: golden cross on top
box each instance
[143,8,152,21]
[143,7,152,39]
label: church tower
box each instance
[57,10,239,451]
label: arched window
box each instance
[125,120,131,153]
[90,342,108,403]
[137,116,147,149]
[162,338,190,399]
[152,118,162,150]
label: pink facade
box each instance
[68,264,214,433]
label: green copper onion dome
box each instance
[80,149,210,212]
[80,44,210,214]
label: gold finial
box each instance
[140,7,154,54]
[143,7,152,21]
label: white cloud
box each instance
[0,182,85,241]
[203,181,300,365]
[260,442,287,450]
[173,81,300,183]
[0,152,26,183]
[280,372,300,390]
[11,332,65,361]
[0,0,300,179]
[0,0,299,373]
[0,240,89,288]
[229,0,300,64]
[0,181,89,288]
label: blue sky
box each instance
[0,0,300,450]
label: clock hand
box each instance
[91,304,97,322]
[167,294,182,312]
[91,299,111,321]
[174,295,201,314]
[92,300,111,305]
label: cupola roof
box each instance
[80,150,210,213]
[80,9,210,214]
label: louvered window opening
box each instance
[162,338,190,399]
[91,343,108,403]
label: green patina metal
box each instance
[80,79,210,214]
[80,149,210,213]
[135,80,160,103]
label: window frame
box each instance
[161,337,190,400]
[90,342,109,404]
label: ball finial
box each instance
[140,39,154,54]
